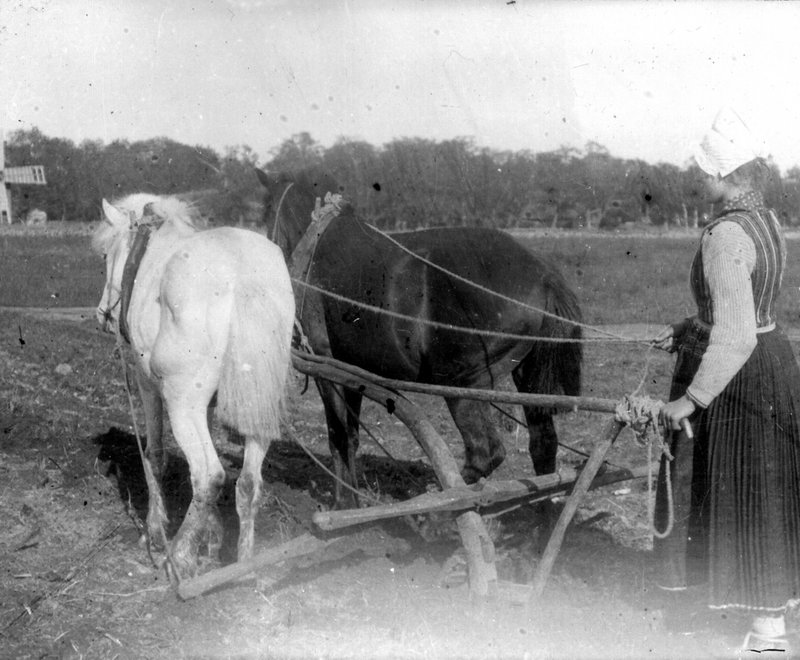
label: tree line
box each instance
[5,127,800,229]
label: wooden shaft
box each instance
[528,418,625,602]
[313,465,650,531]
[176,532,330,600]
[293,350,619,413]
[395,401,498,598]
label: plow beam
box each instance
[313,464,649,531]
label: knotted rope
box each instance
[613,394,675,539]
[312,192,345,221]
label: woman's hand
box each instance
[660,395,696,437]
[652,318,691,352]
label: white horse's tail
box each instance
[217,279,293,445]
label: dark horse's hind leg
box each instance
[520,407,558,475]
[316,379,363,508]
[446,397,507,483]
[512,366,559,475]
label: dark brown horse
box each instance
[256,167,582,504]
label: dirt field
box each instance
[0,304,770,660]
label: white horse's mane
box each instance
[92,193,198,255]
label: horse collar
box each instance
[118,224,154,344]
[288,198,342,281]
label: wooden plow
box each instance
[177,196,658,602]
[177,348,655,603]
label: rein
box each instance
[107,210,176,581]
[283,192,644,346]
[613,395,675,539]
[271,181,295,244]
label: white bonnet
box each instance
[694,107,762,178]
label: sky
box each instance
[2,0,800,171]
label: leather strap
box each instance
[118,224,153,344]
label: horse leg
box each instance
[136,371,166,478]
[343,388,362,489]
[445,397,506,483]
[512,360,559,476]
[161,384,225,577]
[235,436,269,562]
[134,372,169,548]
[520,407,558,475]
[316,379,361,508]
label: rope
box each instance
[613,394,674,539]
[279,187,649,346]
[490,401,629,471]
[370,222,632,343]
[311,192,344,222]
[289,432,384,506]
[113,334,178,579]
[649,435,675,539]
[271,181,294,243]
[291,279,649,345]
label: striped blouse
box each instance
[686,191,785,407]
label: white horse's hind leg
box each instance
[236,438,269,561]
[136,371,166,478]
[162,393,225,577]
[135,373,169,547]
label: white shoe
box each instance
[739,630,791,658]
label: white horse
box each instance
[93,193,295,578]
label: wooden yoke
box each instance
[288,194,343,302]
[288,194,344,360]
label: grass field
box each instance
[5,224,800,331]
[0,226,104,308]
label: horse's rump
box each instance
[186,228,294,444]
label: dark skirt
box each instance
[654,320,800,612]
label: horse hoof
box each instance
[196,555,221,574]
[460,466,487,485]
[333,492,361,511]
[169,553,199,581]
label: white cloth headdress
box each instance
[694,107,762,178]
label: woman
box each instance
[653,107,800,652]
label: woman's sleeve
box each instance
[685,221,757,408]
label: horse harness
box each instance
[118,208,163,344]
[288,192,345,315]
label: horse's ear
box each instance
[101,199,127,227]
[254,168,273,188]
[255,168,289,188]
